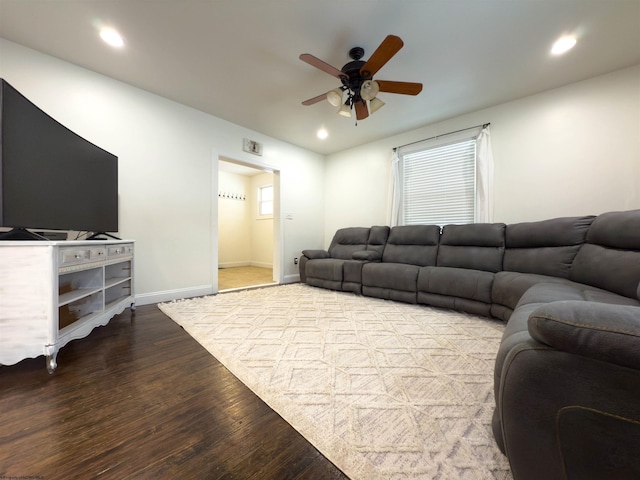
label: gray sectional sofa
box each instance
[299,209,640,480]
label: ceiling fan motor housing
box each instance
[341,57,367,102]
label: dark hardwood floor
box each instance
[0,305,348,480]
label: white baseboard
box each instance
[283,274,300,284]
[218,262,273,268]
[218,262,273,269]
[250,261,273,269]
[137,277,299,306]
[218,261,249,268]
[135,285,214,306]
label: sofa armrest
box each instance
[301,249,331,260]
[352,250,381,261]
[528,301,640,370]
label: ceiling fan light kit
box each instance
[338,101,352,118]
[300,34,423,121]
[369,97,385,114]
[360,80,380,101]
[326,88,344,107]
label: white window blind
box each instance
[401,138,476,226]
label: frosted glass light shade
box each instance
[337,102,352,117]
[360,80,380,101]
[369,97,385,113]
[327,88,343,107]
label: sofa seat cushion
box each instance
[418,266,495,304]
[492,272,577,311]
[362,262,420,303]
[517,282,640,310]
[417,291,493,316]
[363,262,419,291]
[306,258,346,291]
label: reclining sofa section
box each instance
[302,225,389,294]
[300,209,640,480]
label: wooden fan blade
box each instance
[360,35,404,78]
[376,80,423,95]
[299,53,345,79]
[302,92,328,106]
[355,100,369,120]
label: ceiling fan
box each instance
[300,35,423,121]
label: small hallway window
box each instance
[259,185,273,216]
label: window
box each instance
[399,137,477,226]
[258,184,273,216]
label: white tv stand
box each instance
[0,239,135,373]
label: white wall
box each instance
[217,170,251,267]
[324,64,640,246]
[250,172,275,268]
[217,170,274,269]
[0,39,325,303]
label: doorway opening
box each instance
[217,157,280,292]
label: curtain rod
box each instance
[393,122,490,151]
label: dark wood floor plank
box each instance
[0,304,348,480]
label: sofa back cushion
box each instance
[571,210,640,298]
[503,216,595,278]
[437,223,506,272]
[382,225,440,266]
[367,225,391,255]
[328,227,371,260]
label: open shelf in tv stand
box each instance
[0,239,135,373]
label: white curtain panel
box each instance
[391,124,493,226]
[387,149,402,226]
[475,125,494,223]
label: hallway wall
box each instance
[218,168,273,268]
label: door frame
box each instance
[211,150,282,293]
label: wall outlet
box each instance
[294,257,298,265]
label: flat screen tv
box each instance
[0,78,118,240]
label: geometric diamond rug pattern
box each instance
[158,283,513,479]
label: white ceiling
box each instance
[1,1,639,156]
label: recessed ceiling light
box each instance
[551,35,576,56]
[317,128,328,140]
[100,27,125,48]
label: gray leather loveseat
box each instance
[299,209,640,480]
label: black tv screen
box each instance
[0,78,118,237]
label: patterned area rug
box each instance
[159,283,513,479]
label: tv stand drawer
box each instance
[59,246,106,266]
[107,243,133,259]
